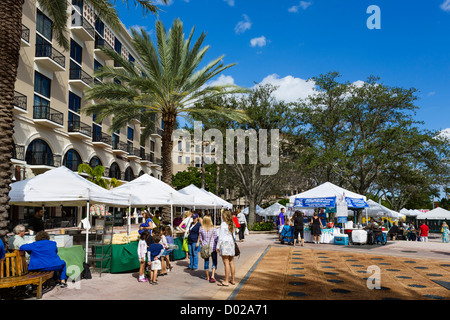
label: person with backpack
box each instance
[199,215,218,283]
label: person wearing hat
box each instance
[187,213,201,270]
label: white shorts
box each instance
[150,259,161,270]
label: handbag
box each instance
[233,231,240,257]
[200,229,214,260]
[182,237,189,252]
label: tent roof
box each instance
[178,184,218,208]
[289,182,367,204]
[242,205,264,215]
[110,174,194,207]
[259,202,286,217]
[200,188,233,209]
[416,207,450,220]
[9,166,129,207]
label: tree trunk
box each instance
[161,110,176,225]
[247,195,257,227]
[0,0,23,238]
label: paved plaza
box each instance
[36,231,450,301]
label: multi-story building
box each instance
[172,136,216,174]
[10,0,163,229]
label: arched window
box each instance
[109,162,121,179]
[138,170,144,177]
[124,167,134,181]
[63,149,82,171]
[25,139,53,166]
[89,156,102,168]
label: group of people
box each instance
[175,209,242,287]
[277,208,325,246]
[137,210,174,284]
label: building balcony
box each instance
[140,149,151,164]
[33,105,64,128]
[68,119,92,139]
[127,146,141,160]
[27,153,62,171]
[21,25,30,47]
[71,15,95,42]
[150,127,163,138]
[12,145,25,162]
[112,140,128,155]
[94,35,113,60]
[35,44,65,72]
[92,133,112,148]
[13,91,27,114]
[151,157,162,167]
[69,68,93,90]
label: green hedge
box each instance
[250,221,274,231]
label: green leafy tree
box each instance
[78,163,122,190]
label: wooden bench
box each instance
[0,250,54,299]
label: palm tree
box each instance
[78,163,122,189]
[0,0,165,238]
[83,18,249,223]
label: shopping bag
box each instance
[182,237,189,252]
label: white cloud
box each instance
[428,91,436,96]
[207,74,236,87]
[224,0,235,6]
[288,1,313,13]
[255,74,316,102]
[441,0,450,12]
[250,36,267,48]
[235,14,252,34]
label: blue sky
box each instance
[114,0,450,133]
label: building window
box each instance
[127,127,134,141]
[178,140,182,151]
[185,141,190,152]
[185,156,190,164]
[89,156,102,168]
[94,15,104,36]
[36,10,52,41]
[109,162,121,179]
[72,0,84,14]
[70,39,82,64]
[25,139,53,166]
[129,54,135,66]
[114,38,122,54]
[92,123,102,140]
[63,149,82,171]
[34,72,51,98]
[68,91,81,113]
[178,156,182,164]
[124,167,134,181]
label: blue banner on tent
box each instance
[294,197,336,208]
[345,197,369,208]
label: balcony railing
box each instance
[155,157,162,166]
[92,132,112,146]
[26,152,61,167]
[35,43,65,69]
[127,146,141,158]
[13,145,25,161]
[68,119,92,137]
[69,68,94,86]
[14,91,27,111]
[95,35,113,51]
[71,15,95,39]
[33,105,64,126]
[21,24,30,43]
[112,140,128,153]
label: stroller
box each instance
[280,225,294,245]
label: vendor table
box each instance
[58,245,85,279]
[303,227,341,244]
[95,238,186,274]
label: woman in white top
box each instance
[216,210,236,287]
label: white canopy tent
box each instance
[289,182,369,222]
[179,184,222,225]
[416,207,450,220]
[110,174,196,232]
[200,188,233,209]
[9,166,130,263]
[259,202,286,217]
[400,208,423,217]
[366,200,404,220]
[242,205,264,215]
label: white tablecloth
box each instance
[303,228,341,244]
